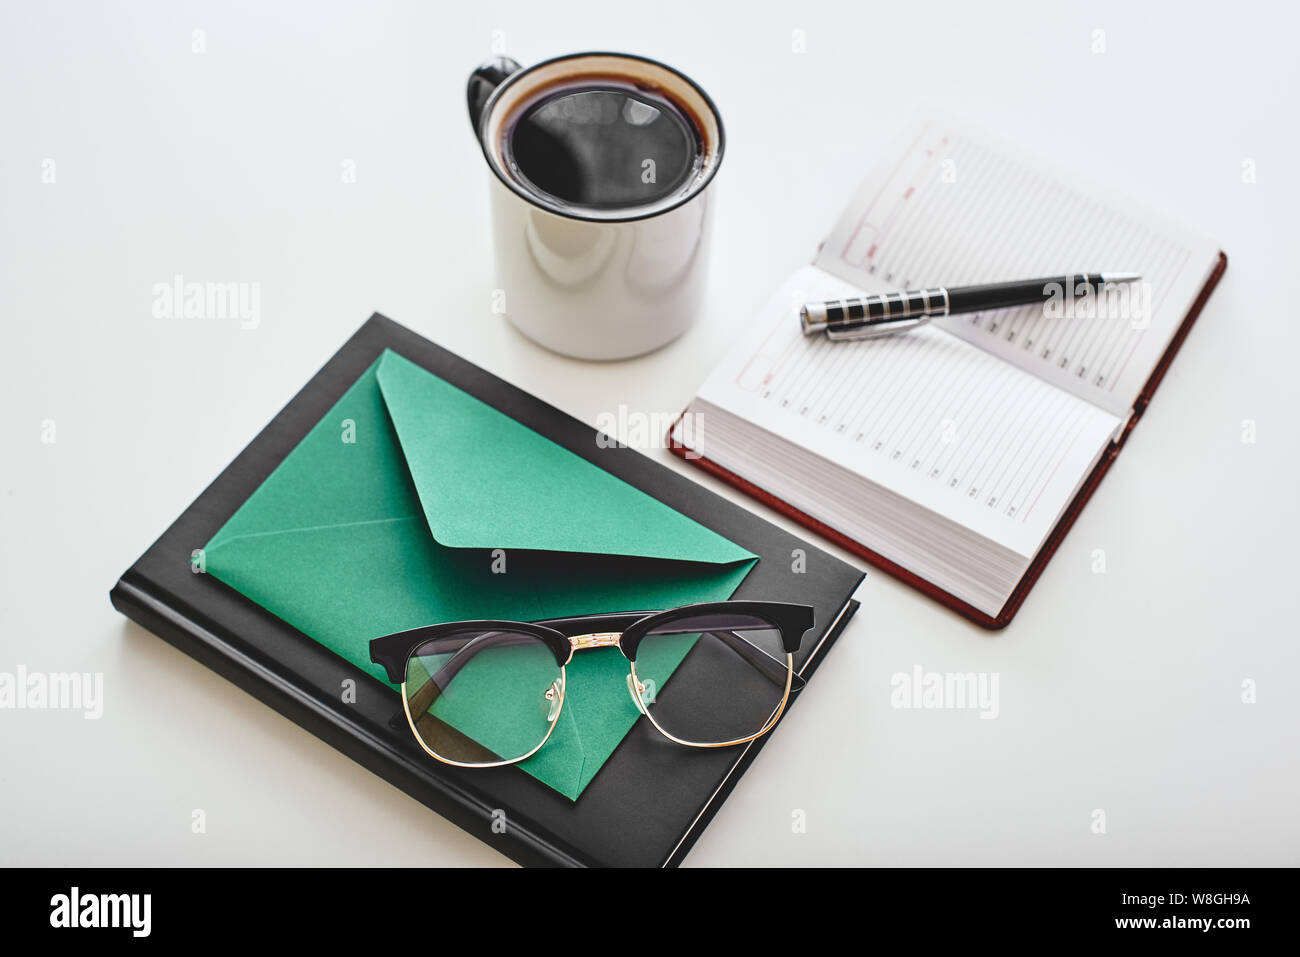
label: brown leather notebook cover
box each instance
[670,252,1227,630]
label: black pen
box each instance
[799,273,1141,340]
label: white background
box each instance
[2,0,1297,866]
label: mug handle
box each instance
[467,56,522,137]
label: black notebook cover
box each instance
[110,314,863,867]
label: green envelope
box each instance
[202,350,757,799]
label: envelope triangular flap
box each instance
[375,349,754,565]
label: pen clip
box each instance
[825,315,932,340]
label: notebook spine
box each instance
[108,571,587,868]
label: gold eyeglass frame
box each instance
[397,631,797,770]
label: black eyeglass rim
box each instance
[368,600,815,683]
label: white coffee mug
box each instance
[468,52,725,361]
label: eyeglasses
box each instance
[369,601,814,769]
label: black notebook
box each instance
[110,314,862,867]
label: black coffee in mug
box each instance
[503,81,703,210]
[468,53,724,358]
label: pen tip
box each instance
[1101,272,1141,283]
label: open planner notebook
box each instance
[671,108,1227,627]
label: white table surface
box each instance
[2,0,1297,867]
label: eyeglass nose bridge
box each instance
[565,631,624,663]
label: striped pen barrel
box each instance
[799,273,1140,340]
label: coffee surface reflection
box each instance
[505,84,700,211]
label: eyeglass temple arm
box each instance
[402,631,540,693]
[705,629,807,693]
[532,611,659,633]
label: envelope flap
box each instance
[376,350,754,564]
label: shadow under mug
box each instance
[468,52,725,361]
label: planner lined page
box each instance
[815,108,1221,419]
[693,267,1121,560]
